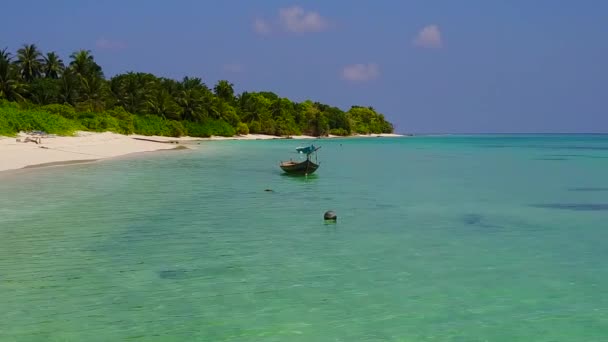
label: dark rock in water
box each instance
[324,211,337,221]
[463,214,483,225]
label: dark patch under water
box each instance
[159,269,190,279]
[568,187,608,192]
[463,214,483,225]
[531,203,608,211]
[547,154,608,159]
[158,265,243,280]
[376,203,398,209]
[462,214,501,229]
[483,145,608,151]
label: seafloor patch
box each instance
[568,187,608,192]
[530,203,608,211]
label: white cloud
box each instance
[278,6,328,33]
[95,37,127,50]
[413,25,443,49]
[341,63,380,82]
[253,18,272,35]
[223,63,244,73]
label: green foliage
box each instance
[133,115,184,137]
[0,101,81,135]
[330,128,349,136]
[183,120,235,137]
[30,78,60,105]
[79,112,126,134]
[40,103,77,119]
[236,122,249,135]
[0,44,396,137]
[76,106,134,134]
[167,120,185,137]
[248,121,261,134]
[347,106,394,134]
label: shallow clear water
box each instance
[1,135,607,341]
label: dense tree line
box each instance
[0,44,394,137]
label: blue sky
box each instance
[1,0,606,133]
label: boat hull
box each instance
[279,159,319,175]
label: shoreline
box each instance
[194,132,406,141]
[0,131,405,173]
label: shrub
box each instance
[183,119,236,137]
[0,102,81,136]
[167,120,185,137]
[330,128,350,136]
[41,104,77,119]
[248,121,261,134]
[236,122,249,135]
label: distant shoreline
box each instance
[0,131,406,174]
[196,132,406,141]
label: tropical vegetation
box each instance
[0,44,394,137]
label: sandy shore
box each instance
[0,131,191,173]
[0,131,405,173]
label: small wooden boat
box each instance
[280,145,321,175]
[280,158,319,175]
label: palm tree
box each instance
[109,72,156,114]
[78,74,106,112]
[175,88,206,121]
[15,44,43,82]
[147,88,181,120]
[0,48,10,63]
[181,76,207,91]
[69,49,103,79]
[58,69,78,105]
[43,52,64,79]
[213,80,235,103]
[0,48,27,101]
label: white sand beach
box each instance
[0,131,405,173]
[0,131,189,173]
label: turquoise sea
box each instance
[1,135,607,341]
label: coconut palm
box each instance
[109,72,157,114]
[213,80,235,103]
[0,48,10,63]
[0,48,27,101]
[69,49,103,79]
[15,44,43,82]
[58,69,78,105]
[43,52,64,79]
[147,88,181,120]
[78,74,106,112]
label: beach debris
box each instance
[324,210,337,221]
[132,137,179,144]
[23,136,42,144]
